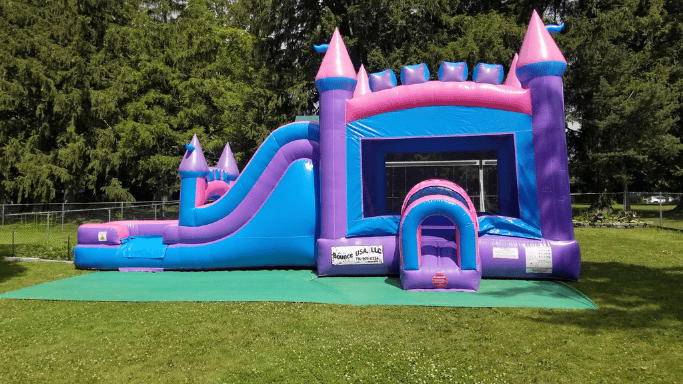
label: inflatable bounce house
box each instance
[75,11,580,292]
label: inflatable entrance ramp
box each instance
[399,180,481,291]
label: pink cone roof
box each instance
[353,64,371,97]
[315,28,356,80]
[504,53,522,88]
[517,10,566,68]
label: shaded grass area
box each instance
[0,224,78,260]
[0,258,89,292]
[1,229,682,383]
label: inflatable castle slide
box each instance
[75,11,580,292]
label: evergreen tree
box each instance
[0,0,258,203]
[93,0,256,201]
[229,0,325,129]
[2,0,681,204]
[0,0,137,203]
[562,0,683,193]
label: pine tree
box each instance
[562,0,683,194]
[91,0,257,201]
[0,0,259,203]
[0,0,137,203]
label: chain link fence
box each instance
[1,192,681,261]
[571,192,681,206]
[571,192,682,228]
[0,201,179,260]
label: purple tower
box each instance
[516,10,574,241]
[315,29,357,240]
[178,134,209,226]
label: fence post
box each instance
[154,204,157,221]
[660,199,663,227]
[2,204,4,227]
[61,202,65,229]
[67,235,70,260]
[12,231,15,257]
[46,212,50,242]
[121,202,123,220]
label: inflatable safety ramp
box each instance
[76,221,178,267]
[398,180,481,292]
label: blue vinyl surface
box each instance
[75,160,319,270]
[346,105,541,239]
[401,197,478,271]
[191,121,319,226]
[516,61,567,85]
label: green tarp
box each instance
[0,270,596,309]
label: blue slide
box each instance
[75,122,321,270]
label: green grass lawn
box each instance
[0,224,78,260]
[2,203,681,262]
[1,228,682,383]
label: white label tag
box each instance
[98,231,107,242]
[525,245,553,274]
[331,245,384,265]
[493,247,519,259]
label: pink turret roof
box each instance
[504,53,522,88]
[353,64,371,97]
[315,28,356,80]
[517,10,566,68]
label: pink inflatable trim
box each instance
[504,53,522,88]
[315,28,356,81]
[194,178,206,208]
[401,179,478,230]
[112,220,177,226]
[79,223,130,243]
[203,180,231,204]
[399,179,481,269]
[345,81,531,123]
[353,64,371,98]
[399,195,474,270]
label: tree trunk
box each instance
[673,198,683,212]
[589,190,615,215]
[623,181,630,211]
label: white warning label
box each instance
[331,245,384,266]
[493,247,519,259]
[525,245,553,274]
[98,231,107,242]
